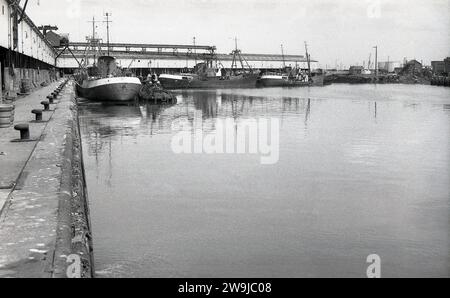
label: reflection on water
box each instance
[79,84,450,278]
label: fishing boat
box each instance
[257,70,310,87]
[159,70,259,89]
[159,46,259,89]
[76,56,142,101]
[257,42,325,88]
[158,73,195,89]
[75,17,141,101]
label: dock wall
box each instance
[2,67,59,94]
[53,89,94,278]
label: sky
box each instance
[25,0,450,67]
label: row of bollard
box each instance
[12,79,69,142]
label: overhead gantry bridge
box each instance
[55,42,217,68]
[56,42,317,72]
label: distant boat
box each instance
[158,73,194,89]
[159,47,259,89]
[257,71,310,87]
[75,56,142,101]
[159,72,259,89]
[257,42,326,88]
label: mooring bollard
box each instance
[31,109,43,121]
[41,100,50,111]
[47,95,54,104]
[14,124,30,140]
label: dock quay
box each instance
[0,78,93,278]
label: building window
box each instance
[2,5,4,15]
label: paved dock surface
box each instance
[0,80,75,277]
[1,84,58,207]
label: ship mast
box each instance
[231,37,253,73]
[373,45,378,81]
[91,16,96,41]
[85,16,102,67]
[305,41,311,78]
[104,12,112,56]
[193,36,197,67]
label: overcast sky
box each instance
[26,0,450,67]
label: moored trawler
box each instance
[159,46,259,89]
[189,72,259,89]
[159,72,259,89]
[257,41,326,88]
[75,56,142,101]
[76,75,142,101]
[158,74,194,89]
[75,16,142,102]
[257,72,310,87]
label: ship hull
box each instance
[76,77,142,101]
[257,78,310,88]
[158,74,192,89]
[160,74,259,89]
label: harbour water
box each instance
[78,84,450,278]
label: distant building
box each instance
[349,66,364,75]
[431,61,445,74]
[402,60,422,75]
[378,61,402,73]
[431,57,450,75]
[444,57,450,74]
